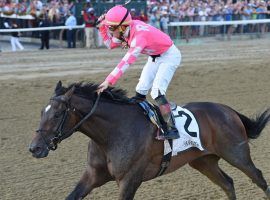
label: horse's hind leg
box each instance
[222,142,269,199]
[189,155,236,200]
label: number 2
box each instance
[175,111,197,137]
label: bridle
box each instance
[36,93,101,151]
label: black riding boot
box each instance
[155,95,179,140]
[130,92,146,103]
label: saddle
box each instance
[138,100,177,140]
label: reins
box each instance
[65,93,101,136]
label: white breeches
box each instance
[136,44,181,99]
[11,36,24,51]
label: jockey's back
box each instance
[127,20,173,55]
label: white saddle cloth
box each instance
[164,106,204,156]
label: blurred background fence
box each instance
[0,0,270,50]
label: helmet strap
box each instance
[115,9,129,29]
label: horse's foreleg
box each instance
[118,174,142,200]
[117,161,146,200]
[189,155,236,200]
[66,166,111,200]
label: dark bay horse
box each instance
[29,81,270,200]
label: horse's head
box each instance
[29,81,128,158]
[29,81,78,158]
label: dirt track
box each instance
[0,37,270,200]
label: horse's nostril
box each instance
[29,145,41,154]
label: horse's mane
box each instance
[55,82,130,104]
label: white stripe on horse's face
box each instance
[45,105,51,113]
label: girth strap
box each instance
[156,139,173,177]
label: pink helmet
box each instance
[104,5,132,26]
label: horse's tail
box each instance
[235,108,270,139]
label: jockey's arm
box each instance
[99,22,121,49]
[105,37,146,85]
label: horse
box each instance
[29,81,270,200]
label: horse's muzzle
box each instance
[29,143,49,158]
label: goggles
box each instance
[108,25,118,32]
[107,9,130,32]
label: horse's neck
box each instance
[70,95,105,144]
[77,100,133,145]
[79,100,153,147]
[79,116,109,145]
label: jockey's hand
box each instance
[97,80,111,94]
[121,41,129,49]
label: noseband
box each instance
[36,94,101,151]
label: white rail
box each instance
[169,19,270,26]
[0,25,85,33]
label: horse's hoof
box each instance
[265,186,270,199]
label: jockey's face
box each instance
[108,25,128,39]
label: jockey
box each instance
[97,5,182,140]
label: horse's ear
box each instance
[64,86,75,100]
[55,81,63,95]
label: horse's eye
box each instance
[54,112,63,119]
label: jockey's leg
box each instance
[135,56,159,99]
[155,94,179,140]
[150,45,181,140]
